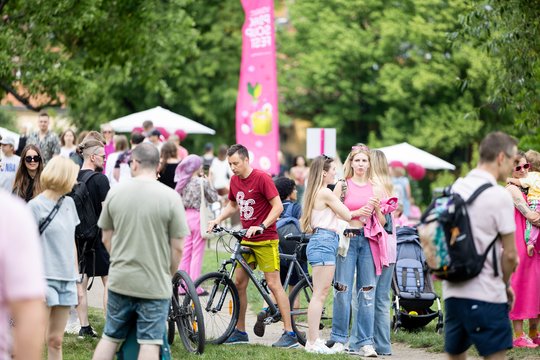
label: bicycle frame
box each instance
[208,239,280,317]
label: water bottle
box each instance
[360,203,374,224]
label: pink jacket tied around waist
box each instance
[364,197,399,275]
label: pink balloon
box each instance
[407,162,426,180]
[175,129,187,141]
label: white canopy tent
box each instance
[108,106,216,135]
[0,127,20,148]
[378,142,456,170]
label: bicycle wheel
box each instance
[289,276,333,346]
[171,270,205,354]
[194,272,239,344]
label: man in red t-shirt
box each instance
[208,144,299,348]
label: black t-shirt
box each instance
[158,162,179,189]
[77,169,110,216]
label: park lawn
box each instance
[60,242,538,359]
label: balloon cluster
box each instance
[389,160,426,180]
[406,162,426,181]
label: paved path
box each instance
[86,279,476,359]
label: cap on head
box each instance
[0,136,15,147]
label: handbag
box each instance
[199,180,211,240]
[38,196,65,235]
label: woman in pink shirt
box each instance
[329,145,386,357]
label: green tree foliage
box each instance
[278,0,514,166]
[0,0,198,129]
[460,1,540,149]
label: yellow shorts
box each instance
[241,239,280,273]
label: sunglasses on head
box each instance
[25,155,41,163]
[515,163,530,172]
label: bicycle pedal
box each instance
[263,317,273,325]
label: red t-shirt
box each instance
[228,169,279,241]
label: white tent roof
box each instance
[378,142,456,170]
[0,127,20,148]
[109,106,215,135]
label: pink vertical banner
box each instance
[236,0,279,175]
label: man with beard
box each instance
[76,138,111,338]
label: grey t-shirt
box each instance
[0,154,20,191]
[29,194,80,281]
[98,177,190,299]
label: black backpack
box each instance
[277,203,304,262]
[69,171,99,243]
[417,183,499,282]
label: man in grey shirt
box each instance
[92,143,189,360]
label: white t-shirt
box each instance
[0,154,20,191]
[210,158,233,190]
[59,146,76,158]
[442,169,516,304]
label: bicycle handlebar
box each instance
[212,225,247,238]
[284,233,311,243]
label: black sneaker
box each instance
[78,325,98,338]
[253,309,269,337]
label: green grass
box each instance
[59,244,539,359]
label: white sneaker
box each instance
[64,321,80,335]
[330,342,346,353]
[359,344,378,357]
[305,338,335,354]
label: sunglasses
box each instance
[25,155,41,163]
[515,163,530,172]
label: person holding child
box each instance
[300,155,352,354]
[507,149,540,256]
[506,151,540,348]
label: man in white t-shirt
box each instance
[0,137,20,191]
[443,132,519,360]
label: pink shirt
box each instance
[343,180,372,220]
[0,191,45,359]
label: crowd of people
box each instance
[0,113,539,360]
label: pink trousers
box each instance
[178,209,206,285]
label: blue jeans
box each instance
[330,234,377,346]
[103,290,169,345]
[350,263,394,354]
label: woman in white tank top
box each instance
[300,155,351,354]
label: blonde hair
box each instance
[370,150,394,198]
[525,149,540,172]
[343,144,371,180]
[41,157,79,195]
[300,155,333,233]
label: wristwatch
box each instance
[258,223,266,230]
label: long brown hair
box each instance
[300,155,333,233]
[12,144,44,201]
[159,141,179,174]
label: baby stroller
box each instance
[391,226,443,333]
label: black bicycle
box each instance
[167,270,205,354]
[194,226,330,345]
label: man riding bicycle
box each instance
[207,144,299,348]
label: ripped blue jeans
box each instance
[330,233,377,347]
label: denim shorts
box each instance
[306,228,339,266]
[103,290,169,345]
[444,298,512,357]
[46,279,78,307]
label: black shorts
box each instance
[78,239,110,277]
[444,298,512,357]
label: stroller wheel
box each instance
[436,324,443,334]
